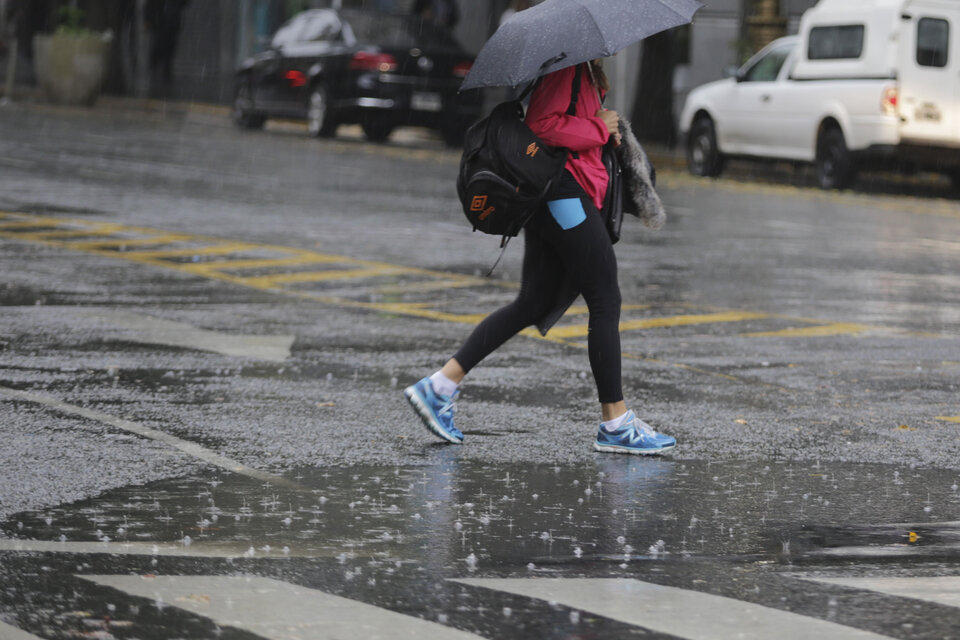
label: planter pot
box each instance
[32,32,112,106]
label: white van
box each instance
[678,0,960,189]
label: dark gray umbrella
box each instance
[461,0,702,91]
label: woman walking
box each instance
[404,60,675,455]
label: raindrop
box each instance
[44,517,53,526]
[58,535,66,543]
[532,494,539,500]
[412,513,422,520]
[454,521,463,531]
[527,562,536,571]
[584,488,592,496]
[540,532,551,541]
[465,553,478,570]
[281,517,292,526]
[381,532,394,541]
[616,536,626,545]
[282,547,290,556]
[573,547,582,558]
[502,607,512,617]
[570,611,580,624]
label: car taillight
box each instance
[350,52,398,73]
[881,86,898,115]
[452,61,472,78]
[284,70,306,88]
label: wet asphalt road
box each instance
[0,99,959,639]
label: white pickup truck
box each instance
[678,0,960,189]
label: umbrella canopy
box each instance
[461,0,702,91]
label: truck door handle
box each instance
[761,94,771,102]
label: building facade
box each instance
[1,0,819,130]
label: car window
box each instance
[917,17,949,67]
[808,25,864,60]
[742,45,793,82]
[299,11,342,43]
[271,15,306,48]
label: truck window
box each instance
[916,17,949,67]
[808,25,864,60]
[743,45,792,82]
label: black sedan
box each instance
[231,9,482,146]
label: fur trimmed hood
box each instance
[617,117,666,231]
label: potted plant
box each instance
[32,2,113,105]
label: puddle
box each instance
[4,459,959,566]
[3,455,960,638]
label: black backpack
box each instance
[457,67,582,240]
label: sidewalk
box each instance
[2,87,688,170]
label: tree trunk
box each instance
[631,30,675,147]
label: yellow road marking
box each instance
[124,243,263,259]
[547,311,770,339]
[0,210,940,390]
[64,234,197,249]
[0,219,62,230]
[181,255,342,274]
[14,225,129,240]
[375,278,494,294]
[565,304,652,316]
[935,416,960,423]
[236,266,419,287]
[744,323,876,338]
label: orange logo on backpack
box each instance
[470,195,487,211]
[526,142,540,157]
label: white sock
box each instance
[429,370,459,397]
[601,411,631,432]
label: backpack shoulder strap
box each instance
[566,64,582,116]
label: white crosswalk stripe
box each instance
[807,576,960,609]
[452,578,894,639]
[0,620,45,640]
[81,575,483,640]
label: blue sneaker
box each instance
[403,376,463,444]
[594,410,676,455]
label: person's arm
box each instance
[525,66,611,151]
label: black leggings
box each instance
[453,195,623,403]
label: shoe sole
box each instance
[593,442,675,455]
[403,385,463,444]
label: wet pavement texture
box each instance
[3,459,960,639]
[1,100,960,637]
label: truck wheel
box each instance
[816,127,855,190]
[307,86,337,138]
[232,82,265,130]
[687,117,724,177]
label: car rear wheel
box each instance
[362,119,394,143]
[816,127,856,190]
[307,86,337,138]
[232,82,265,130]
[687,117,724,177]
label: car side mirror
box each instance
[725,65,744,81]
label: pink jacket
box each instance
[525,64,611,211]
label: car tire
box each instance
[687,116,724,177]
[816,127,856,190]
[362,120,394,143]
[307,86,337,138]
[232,82,266,130]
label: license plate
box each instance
[411,92,442,112]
